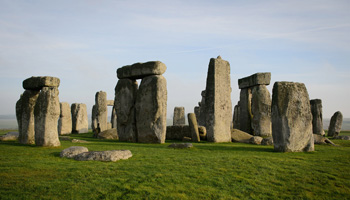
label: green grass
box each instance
[0,131,350,199]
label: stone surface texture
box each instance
[271,82,314,152]
[135,75,167,143]
[58,102,72,135]
[188,113,200,142]
[106,100,114,106]
[232,102,240,130]
[23,76,60,90]
[34,87,61,147]
[95,91,108,132]
[198,90,206,126]
[166,125,191,140]
[231,129,253,143]
[168,143,193,149]
[173,107,185,125]
[261,137,274,145]
[91,105,98,132]
[71,103,89,134]
[204,56,232,142]
[310,99,324,135]
[74,150,132,162]
[249,136,263,145]
[111,106,117,128]
[60,146,89,158]
[97,128,118,140]
[238,72,271,89]
[198,126,207,140]
[114,79,138,142]
[238,88,252,134]
[15,96,22,138]
[251,85,272,137]
[117,61,166,79]
[333,135,350,140]
[328,111,343,137]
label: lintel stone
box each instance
[238,73,271,89]
[23,76,60,90]
[117,61,166,79]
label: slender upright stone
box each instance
[328,111,343,137]
[19,90,40,144]
[271,82,314,152]
[232,102,240,129]
[91,105,98,133]
[310,99,324,135]
[135,75,167,143]
[34,87,61,147]
[16,95,23,138]
[239,88,252,134]
[173,107,185,125]
[95,91,108,132]
[198,90,206,126]
[204,56,232,142]
[251,85,271,136]
[114,79,138,142]
[188,113,200,142]
[111,106,117,128]
[58,102,72,135]
[71,103,89,133]
[194,106,200,123]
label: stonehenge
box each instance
[115,61,167,143]
[328,111,343,137]
[16,76,61,147]
[233,73,272,137]
[71,103,89,134]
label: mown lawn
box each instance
[0,130,349,200]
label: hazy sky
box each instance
[0,0,349,119]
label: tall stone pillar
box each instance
[310,99,324,135]
[111,106,117,128]
[58,102,72,135]
[238,88,252,134]
[328,111,343,137]
[204,56,232,142]
[95,91,108,132]
[71,103,89,134]
[251,85,271,136]
[173,107,185,125]
[198,90,206,126]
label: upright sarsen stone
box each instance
[232,102,240,129]
[271,82,314,152]
[19,90,40,144]
[16,95,23,139]
[91,105,98,133]
[173,107,185,125]
[111,106,117,128]
[204,56,232,142]
[34,87,61,147]
[114,79,138,142]
[58,102,72,135]
[71,103,88,134]
[95,91,108,132]
[251,85,271,137]
[328,111,343,137]
[188,113,200,142]
[310,99,324,135]
[198,90,206,126]
[238,88,252,134]
[135,75,167,143]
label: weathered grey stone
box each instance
[313,134,336,145]
[106,100,114,106]
[251,85,271,137]
[107,122,112,129]
[310,99,324,135]
[188,113,200,142]
[117,61,166,79]
[249,136,263,145]
[328,111,343,137]
[198,90,206,126]
[238,73,271,89]
[232,102,240,130]
[15,95,22,138]
[59,136,71,141]
[168,143,193,149]
[58,102,72,135]
[111,106,117,128]
[114,79,138,142]
[194,106,200,123]
[19,90,39,145]
[97,128,118,140]
[95,91,108,133]
[182,137,192,142]
[34,87,61,147]
[198,126,207,140]
[231,129,252,143]
[261,137,274,145]
[173,107,185,125]
[204,56,232,142]
[74,150,132,162]
[166,125,191,140]
[71,103,89,134]
[238,88,252,134]
[271,82,314,152]
[136,75,167,143]
[91,105,98,133]
[72,139,89,143]
[23,76,60,90]
[0,132,19,141]
[60,146,89,158]
[333,135,350,140]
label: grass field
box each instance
[0,130,350,199]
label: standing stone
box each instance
[310,99,324,135]
[251,85,271,137]
[328,111,343,137]
[204,56,232,142]
[232,102,240,130]
[95,91,108,132]
[194,106,200,123]
[239,88,252,134]
[91,105,98,133]
[58,102,72,135]
[71,103,89,134]
[198,90,206,126]
[188,113,200,142]
[34,87,61,147]
[16,95,23,138]
[114,79,138,142]
[173,107,185,125]
[271,82,314,152]
[135,75,167,143]
[111,106,117,128]
[19,90,40,144]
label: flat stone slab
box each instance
[72,139,89,143]
[117,61,166,79]
[0,132,19,141]
[23,76,60,90]
[97,128,118,140]
[333,135,350,140]
[168,143,193,149]
[238,73,271,89]
[74,150,132,162]
[60,146,89,158]
[231,129,252,143]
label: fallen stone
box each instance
[72,139,89,143]
[271,82,314,152]
[71,103,89,134]
[0,132,19,141]
[238,72,271,89]
[310,99,324,135]
[313,134,337,146]
[60,146,89,158]
[328,111,343,137]
[58,102,72,135]
[74,150,132,162]
[333,135,350,140]
[231,129,252,143]
[249,136,263,145]
[117,61,166,79]
[97,128,118,140]
[261,137,274,145]
[59,136,71,141]
[173,107,185,125]
[182,137,192,142]
[23,76,60,90]
[168,143,193,149]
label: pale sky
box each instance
[0,0,349,119]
